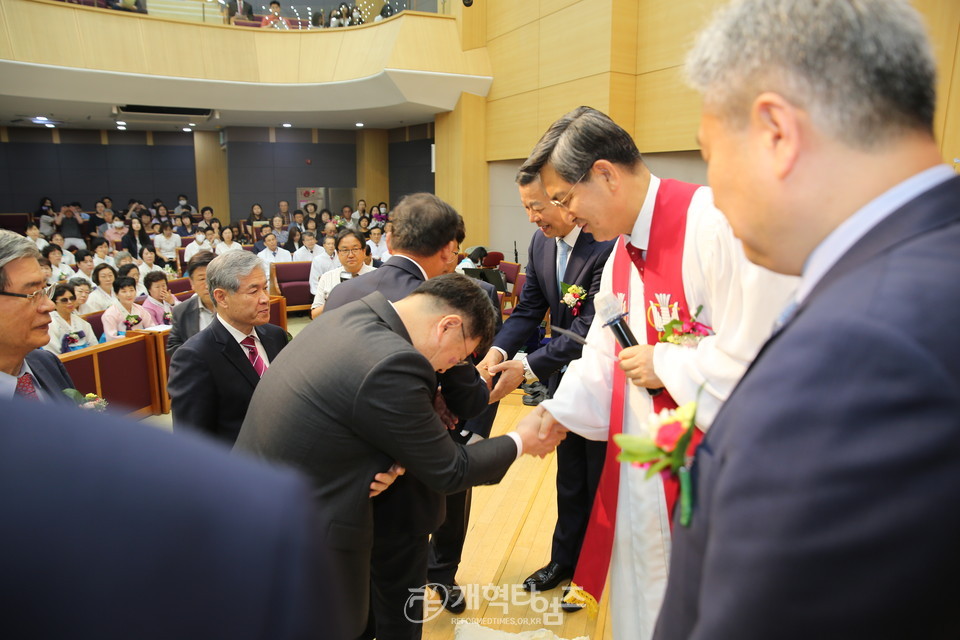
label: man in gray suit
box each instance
[235,275,565,639]
[166,251,217,356]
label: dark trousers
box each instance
[551,432,607,567]
[427,488,472,585]
[361,532,429,640]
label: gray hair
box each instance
[518,106,643,185]
[685,0,936,147]
[67,277,91,291]
[206,250,264,307]
[0,230,41,292]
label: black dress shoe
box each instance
[432,583,466,614]
[560,601,584,613]
[522,562,573,592]
[522,391,546,406]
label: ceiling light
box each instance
[188,123,196,127]
[45,123,55,128]
[117,126,127,131]
[116,121,126,126]
[36,116,48,122]
[182,127,192,132]
[355,122,364,128]
[282,123,292,128]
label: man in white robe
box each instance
[517,107,796,639]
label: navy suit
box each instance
[0,396,342,640]
[492,229,614,570]
[324,258,501,639]
[169,319,288,445]
[655,175,960,640]
[25,349,76,402]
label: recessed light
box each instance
[182,127,192,132]
[282,123,292,128]
[36,116,48,122]
[188,123,196,127]
[116,121,126,126]
[355,122,364,128]
[45,123,55,128]
[117,126,127,131]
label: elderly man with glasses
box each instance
[0,230,76,402]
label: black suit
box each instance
[655,175,960,640]
[325,257,500,638]
[169,318,287,445]
[492,229,613,569]
[226,0,254,20]
[25,349,76,402]
[234,293,518,638]
[0,395,343,640]
[166,294,212,356]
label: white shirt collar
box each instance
[217,314,257,346]
[557,224,582,249]
[626,174,660,251]
[389,254,428,280]
[796,165,955,303]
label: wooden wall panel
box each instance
[538,0,610,89]
[634,66,702,153]
[537,74,612,135]
[75,10,147,75]
[486,0,539,42]
[436,93,488,246]
[356,129,390,209]
[146,22,209,78]
[636,0,716,75]
[486,92,539,163]
[2,0,84,67]
[486,22,539,102]
[939,28,960,166]
[608,71,637,139]
[194,131,230,223]
[539,0,580,19]
[298,30,346,83]
[200,27,260,83]
[913,0,960,155]
[0,3,14,60]
[253,32,302,83]
[610,0,639,75]
[451,0,486,51]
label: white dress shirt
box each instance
[311,264,376,310]
[216,315,271,369]
[308,252,341,294]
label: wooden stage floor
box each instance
[421,392,613,640]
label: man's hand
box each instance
[476,349,504,389]
[618,344,664,388]
[433,388,458,430]
[487,359,525,403]
[515,405,567,458]
[369,463,405,497]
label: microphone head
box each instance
[596,292,627,326]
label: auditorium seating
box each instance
[272,262,313,311]
[498,260,521,310]
[502,272,526,318]
[0,213,32,234]
[81,310,105,341]
[167,277,192,294]
[482,251,505,268]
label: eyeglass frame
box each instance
[337,247,364,255]
[549,169,589,210]
[0,288,50,305]
[455,322,472,366]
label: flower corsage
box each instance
[660,304,713,347]
[62,388,109,412]
[614,400,700,527]
[163,310,173,324]
[560,283,587,316]
[122,314,142,331]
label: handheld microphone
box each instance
[596,293,663,396]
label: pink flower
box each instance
[654,420,686,452]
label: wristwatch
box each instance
[520,354,538,384]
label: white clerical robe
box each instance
[541,175,797,640]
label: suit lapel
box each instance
[214,321,261,388]
[540,234,560,312]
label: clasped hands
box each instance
[514,405,568,458]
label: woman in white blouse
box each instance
[118,263,148,297]
[45,283,97,354]
[215,225,243,255]
[138,246,165,282]
[81,263,118,313]
[153,222,182,272]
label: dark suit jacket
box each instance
[25,349,76,402]
[234,292,518,638]
[655,175,960,640]
[0,395,343,640]
[492,229,613,393]
[166,294,210,356]
[169,318,287,445]
[226,0,254,20]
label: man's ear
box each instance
[592,159,620,193]
[752,92,801,180]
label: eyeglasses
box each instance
[338,247,363,255]
[455,323,472,366]
[549,170,588,209]
[0,288,50,305]
[56,296,76,303]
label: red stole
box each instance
[565,179,701,613]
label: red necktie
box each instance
[15,372,39,401]
[240,336,267,377]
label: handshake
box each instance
[514,405,568,458]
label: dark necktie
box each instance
[625,242,645,277]
[240,336,267,377]
[15,372,39,401]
